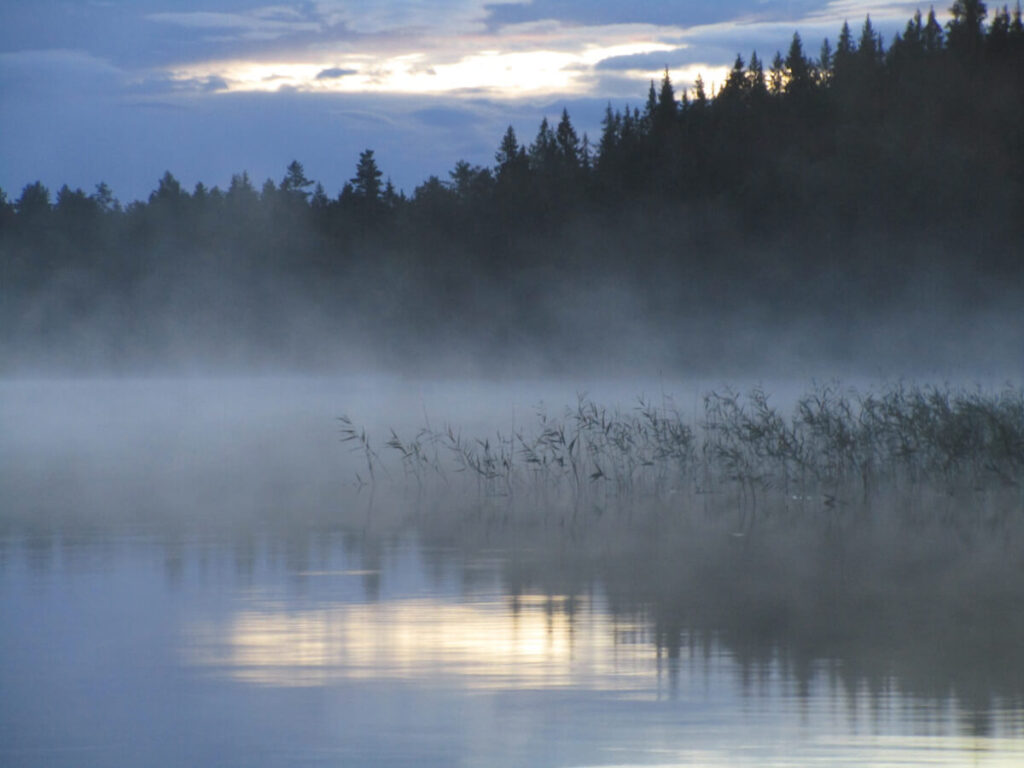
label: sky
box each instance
[1,1,940,203]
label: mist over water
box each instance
[4,4,1024,762]
[2,372,1023,766]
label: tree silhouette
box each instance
[720,56,748,102]
[150,172,187,207]
[4,2,1024,373]
[747,52,768,99]
[924,8,945,52]
[858,15,884,69]
[948,0,989,62]
[784,33,814,97]
[88,182,117,213]
[351,149,383,202]
[281,160,314,201]
[529,117,558,176]
[555,109,582,172]
[769,52,785,95]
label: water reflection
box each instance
[188,593,656,690]
[6,377,1024,766]
[5,515,1024,767]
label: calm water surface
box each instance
[2,378,1023,767]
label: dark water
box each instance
[3,378,1023,767]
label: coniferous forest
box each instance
[2,4,1023,374]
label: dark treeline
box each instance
[2,3,1023,372]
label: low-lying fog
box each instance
[2,374,707,527]
[3,372,1024,768]
[3,371,1021,529]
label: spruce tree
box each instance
[924,7,946,52]
[495,126,522,172]
[784,33,813,95]
[555,109,582,171]
[948,0,988,61]
[656,69,676,124]
[747,52,768,98]
[351,149,383,202]
[721,55,748,100]
[769,52,785,95]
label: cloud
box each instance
[595,47,703,71]
[0,48,124,98]
[313,0,509,35]
[122,71,231,97]
[147,9,321,40]
[805,2,932,23]
[316,67,358,79]
[411,105,484,128]
[2,0,953,208]
[484,1,833,29]
[166,21,683,98]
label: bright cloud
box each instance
[143,2,931,101]
[805,1,937,23]
[165,23,682,98]
[1,1,954,201]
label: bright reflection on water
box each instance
[3,529,1024,768]
[189,593,648,690]
[3,377,1024,767]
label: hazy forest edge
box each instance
[2,3,1023,375]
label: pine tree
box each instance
[150,171,187,206]
[449,160,492,201]
[91,182,119,213]
[280,160,314,201]
[55,185,97,221]
[14,181,51,222]
[310,183,329,209]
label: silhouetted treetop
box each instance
[4,2,1022,311]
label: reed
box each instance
[339,383,1024,504]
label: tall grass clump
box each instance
[339,383,1024,505]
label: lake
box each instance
[2,377,1023,767]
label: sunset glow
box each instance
[186,594,656,689]
[170,40,680,97]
